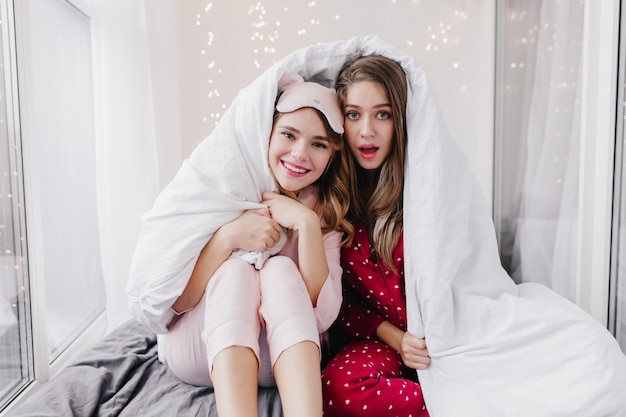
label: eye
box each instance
[312,141,329,149]
[376,111,391,120]
[345,111,359,120]
[281,131,295,140]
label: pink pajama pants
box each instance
[163,256,320,387]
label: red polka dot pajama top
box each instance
[321,224,429,417]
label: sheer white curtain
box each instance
[91,0,181,333]
[498,0,585,301]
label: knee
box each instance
[210,258,259,289]
[203,258,261,322]
[218,257,257,277]
[321,355,363,415]
[321,371,356,417]
[262,255,298,273]
[259,256,307,296]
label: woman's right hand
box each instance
[218,208,284,252]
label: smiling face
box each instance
[342,80,395,171]
[268,107,334,193]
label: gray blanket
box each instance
[9,320,282,416]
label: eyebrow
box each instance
[344,103,392,109]
[277,125,330,142]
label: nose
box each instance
[290,140,309,161]
[359,116,375,138]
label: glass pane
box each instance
[0,0,32,408]
[24,0,105,360]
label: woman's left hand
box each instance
[262,191,317,231]
[400,332,431,370]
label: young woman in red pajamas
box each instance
[321,55,431,417]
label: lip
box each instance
[357,144,379,160]
[281,160,310,177]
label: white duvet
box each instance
[127,35,626,416]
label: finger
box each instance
[262,191,278,201]
[412,362,430,371]
[404,352,430,364]
[403,349,430,364]
[269,229,281,243]
[405,356,431,370]
[263,216,283,234]
[404,358,429,370]
[252,207,271,218]
[261,227,282,248]
[413,351,431,361]
[406,337,427,350]
[405,344,425,355]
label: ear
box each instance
[278,73,305,92]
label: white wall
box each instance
[176,0,496,206]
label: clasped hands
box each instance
[221,191,315,252]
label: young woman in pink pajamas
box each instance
[161,77,353,417]
[321,56,431,417]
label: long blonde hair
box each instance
[273,108,355,246]
[335,55,408,270]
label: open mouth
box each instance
[358,145,379,159]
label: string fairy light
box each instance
[193,1,476,128]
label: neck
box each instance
[357,166,380,202]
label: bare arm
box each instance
[294,210,328,306]
[171,209,283,313]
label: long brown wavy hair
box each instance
[335,55,408,270]
[273,108,355,246]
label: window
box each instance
[0,0,106,412]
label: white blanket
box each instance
[126,38,352,333]
[127,35,626,415]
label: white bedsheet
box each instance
[127,35,626,415]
